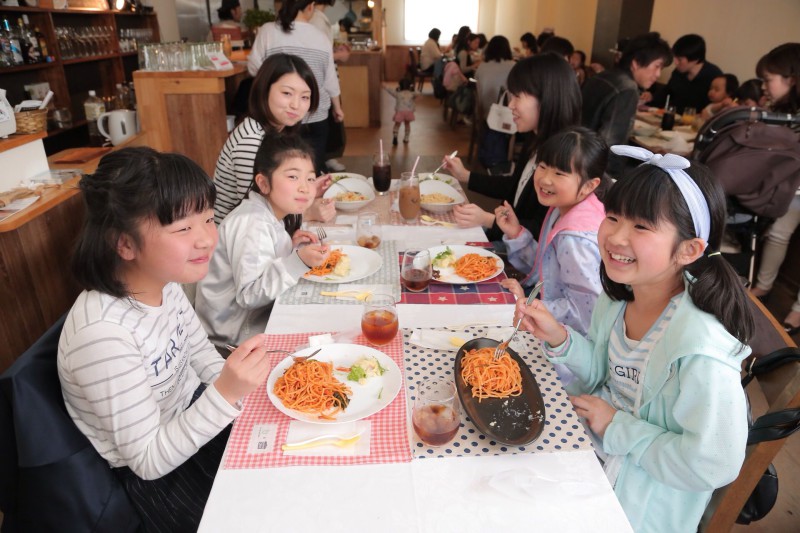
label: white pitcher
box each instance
[97,109,138,146]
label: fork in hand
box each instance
[493,280,544,360]
[225,346,322,362]
[316,226,327,244]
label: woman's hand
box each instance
[297,244,330,268]
[500,278,524,300]
[214,334,272,406]
[304,198,336,222]
[442,155,470,183]
[291,229,318,248]
[453,203,494,228]
[494,201,522,238]
[331,97,345,122]
[570,395,616,438]
[515,298,568,347]
[315,174,332,197]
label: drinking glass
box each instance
[412,379,460,447]
[360,294,399,346]
[661,105,675,131]
[356,211,382,249]
[401,248,432,292]
[372,152,391,195]
[399,171,420,223]
[681,107,696,126]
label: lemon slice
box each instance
[449,336,466,348]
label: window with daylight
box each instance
[403,0,480,44]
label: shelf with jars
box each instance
[0,3,159,155]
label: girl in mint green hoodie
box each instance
[516,146,754,532]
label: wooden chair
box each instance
[211,25,245,43]
[700,294,800,531]
[412,46,432,92]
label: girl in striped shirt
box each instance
[58,147,272,532]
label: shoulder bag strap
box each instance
[742,346,800,387]
[748,408,800,445]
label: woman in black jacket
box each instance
[443,53,582,241]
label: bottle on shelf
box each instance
[84,90,106,146]
[2,17,24,66]
[19,16,42,64]
[34,25,50,62]
[0,21,12,67]
[114,82,131,110]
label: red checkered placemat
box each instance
[223,332,411,469]
[398,243,516,305]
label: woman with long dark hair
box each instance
[443,53,582,241]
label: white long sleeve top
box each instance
[247,20,339,123]
[195,193,309,347]
[57,284,239,480]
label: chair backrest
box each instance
[700,294,800,531]
[407,47,418,73]
[211,25,243,42]
[0,316,140,532]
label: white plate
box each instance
[266,344,402,424]
[303,244,382,284]
[418,172,457,186]
[419,180,465,214]
[323,178,376,211]
[428,244,504,284]
[330,172,368,182]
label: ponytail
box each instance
[278,0,313,32]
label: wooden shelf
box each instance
[0,61,58,74]
[0,132,47,155]
[62,53,121,65]
[45,119,89,137]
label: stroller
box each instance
[692,106,800,283]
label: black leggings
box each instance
[300,118,330,174]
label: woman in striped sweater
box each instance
[213,53,334,224]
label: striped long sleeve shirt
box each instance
[57,284,240,480]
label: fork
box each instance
[493,280,544,360]
[281,432,362,451]
[316,226,327,244]
[224,346,322,362]
[319,290,373,301]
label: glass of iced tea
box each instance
[361,294,399,345]
[412,379,460,447]
[356,211,382,249]
[401,248,432,292]
[372,152,392,195]
[399,171,420,223]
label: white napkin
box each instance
[282,420,371,456]
[407,327,516,351]
[487,468,603,501]
[324,283,394,301]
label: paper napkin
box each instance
[282,420,371,456]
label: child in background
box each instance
[197,135,329,348]
[701,73,739,119]
[735,78,765,107]
[497,127,610,338]
[58,147,272,531]
[517,146,753,532]
[384,77,417,145]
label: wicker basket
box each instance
[14,109,48,134]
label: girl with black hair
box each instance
[517,147,753,532]
[197,135,329,349]
[59,147,272,532]
[443,53,582,241]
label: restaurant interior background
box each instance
[150,0,800,84]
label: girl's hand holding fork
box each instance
[515,298,568,347]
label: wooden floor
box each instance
[344,82,800,532]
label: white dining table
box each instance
[199,222,633,532]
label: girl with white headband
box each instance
[515,146,754,532]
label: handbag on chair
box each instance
[486,90,517,134]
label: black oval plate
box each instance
[454,338,546,446]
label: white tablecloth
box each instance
[199,226,632,532]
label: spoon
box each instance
[427,150,458,179]
[420,215,455,228]
[282,432,362,451]
[319,290,373,301]
[224,346,322,362]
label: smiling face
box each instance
[268,72,313,129]
[707,76,728,103]
[762,70,793,106]
[508,91,540,133]
[533,162,599,213]
[630,58,665,89]
[256,155,317,219]
[118,209,218,303]
[598,213,685,293]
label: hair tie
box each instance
[610,145,711,250]
[707,251,721,257]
